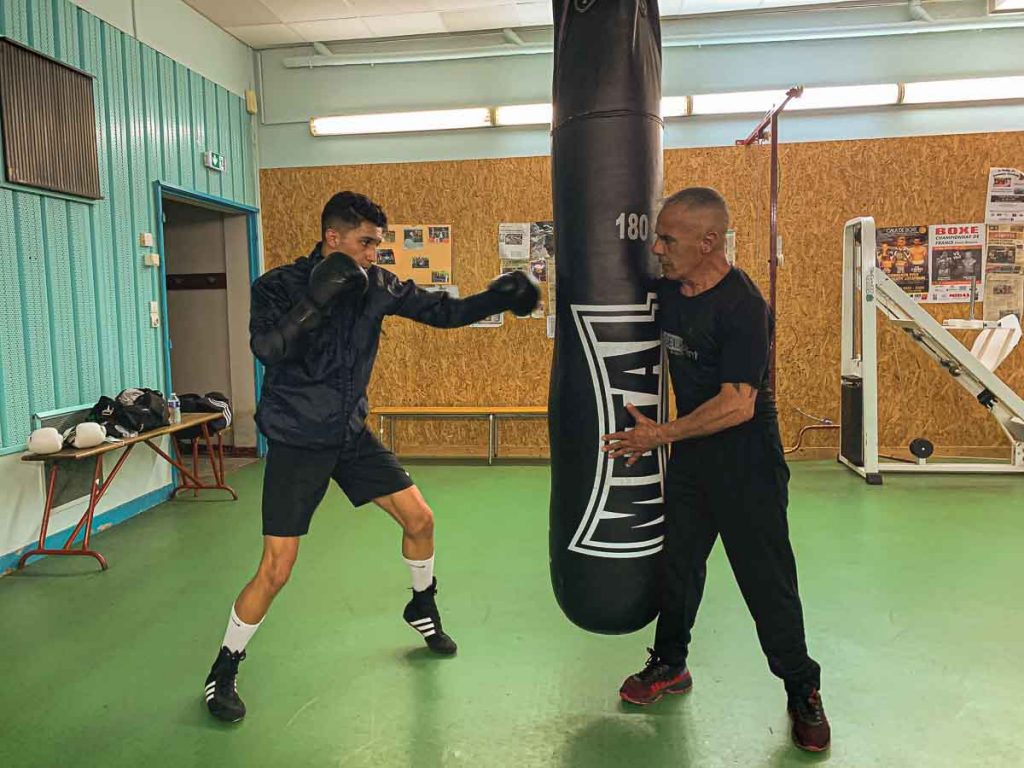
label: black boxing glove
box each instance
[251,297,322,366]
[251,251,368,366]
[488,270,541,317]
[309,250,368,308]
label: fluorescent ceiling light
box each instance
[310,108,492,136]
[494,103,551,126]
[903,76,1024,104]
[691,89,786,115]
[790,83,899,110]
[692,84,899,115]
[494,98,692,126]
[990,0,1024,13]
[661,96,690,118]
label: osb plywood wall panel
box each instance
[260,159,554,456]
[260,130,1024,457]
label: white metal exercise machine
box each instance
[839,216,1024,484]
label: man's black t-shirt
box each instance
[656,268,778,428]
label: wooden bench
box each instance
[371,406,547,465]
[18,412,236,571]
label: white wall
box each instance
[256,26,1024,168]
[70,0,254,95]
[0,447,172,572]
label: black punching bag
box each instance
[548,0,666,634]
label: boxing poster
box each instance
[928,223,985,303]
[876,225,929,301]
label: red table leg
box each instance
[17,453,115,571]
[153,434,235,499]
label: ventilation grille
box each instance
[0,38,102,199]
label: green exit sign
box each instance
[203,151,226,173]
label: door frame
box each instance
[153,182,266,457]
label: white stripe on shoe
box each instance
[409,618,433,627]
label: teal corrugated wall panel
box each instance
[218,86,233,201]
[69,203,101,403]
[231,98,245,206]
[204,78,220,198]
[104,26,139,389]
[0,189,30,446]
[228,96,239,202]
[242,109,255,209]
[0,0,257,451]
[139,46,162,389]
[176,62,194,190]
[81,11,119,397]
[190,70,206,194]
[30,0,55,56]
[16,195,56,416]
[54,0,78,64]
[158,56,179,186]
[44,197,80,406]
[1,0,28,40]
[123,37,150,389]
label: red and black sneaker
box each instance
[619,648,693,705]
[788,689,831,752]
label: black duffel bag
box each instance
[177,391,232,440]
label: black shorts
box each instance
[261,429,414,537]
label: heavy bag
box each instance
[548,0,667,634]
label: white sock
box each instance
[404,555,434,592]
[222,605,263,653]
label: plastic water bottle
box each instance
[168,393,181,425]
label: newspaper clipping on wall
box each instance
[498,221,555,320]
[928,223,985,303]
[986,167,1024,225]
[984,224,1024,321]
[876,225,930,301]
[498,223,530,262]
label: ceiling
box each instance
[183,0,865,49]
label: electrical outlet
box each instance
[144,252,161,267]
[150,315,160,328]
[139,232,155,247]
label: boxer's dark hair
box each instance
[321,191,388,237]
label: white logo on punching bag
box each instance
[569,294,665,559]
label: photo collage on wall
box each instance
[375,224,453,285]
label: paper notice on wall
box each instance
[986,168,1024,225]
[499,223,530,261]
[984,274,1024,322]
[876,225,930,301]
[928,223,985,303]
[471,312,504,328]
[985,225,1024,275]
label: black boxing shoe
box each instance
[204,646,247,723]
[403,578,457,655]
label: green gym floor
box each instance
[1,461,1022,768]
